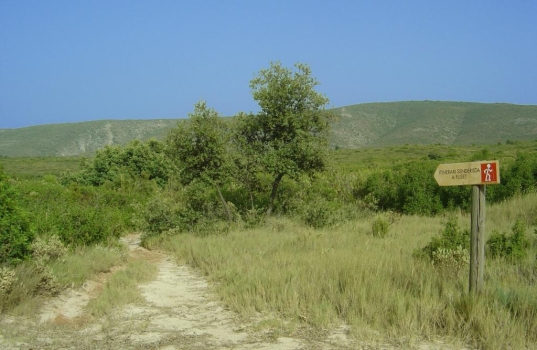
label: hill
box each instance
[330,101,537,149]
[0,119,178,157]
[1,101,536,157]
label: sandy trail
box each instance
[0,234,364,350]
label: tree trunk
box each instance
[266,173,284,216]
[215,185,233,223]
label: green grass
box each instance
[0,157,81,178]
[145,194,537,349]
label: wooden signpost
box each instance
[434,160,500,294]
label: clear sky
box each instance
[1,1,536,129]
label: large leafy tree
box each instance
[167,101,233,222]
[240,61,332,215]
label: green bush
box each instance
[487,219,530,261]
[300,198,338,228]
[0,168,34,264]
[416,217,470,262]
[65,139,175,187]
[371,216,389,237]
[240,207,265,229]
[17,181,133,246]
[139,195,197,236]
[360,161,445,216]
[491,152,537,202]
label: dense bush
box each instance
[138,195,198,237]
[279,172,362,228]
[299,197,340,228]
[360,161,447,216]
[359,151,537,216]
[17,180,133,246]
[487,219,530,261]
[491,152,537,202]
[65,139,175,187]
[138,180,237,240]
[0,168,34,264]
[416,217,470,263]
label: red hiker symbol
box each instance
[481,162,497,183]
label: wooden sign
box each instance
[433,160,501,295]
[434,160,500,186]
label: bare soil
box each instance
[0,234,463,349]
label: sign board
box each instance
[434,160,500,186]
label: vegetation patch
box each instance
[487,219,530,261]
[87,259,157,318]
[1,62,537,348]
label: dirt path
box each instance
[0,235,369,350]
[0,234,465,349]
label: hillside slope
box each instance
[0,119,178,157]
[1,101,536,157]
[331,101,537,149]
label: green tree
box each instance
[231,112,263,210]
[167,101,233,222]
[240,61,332,216]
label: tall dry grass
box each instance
[146,193,537,349]
[1,245,124,316]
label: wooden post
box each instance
[469,185,486,294]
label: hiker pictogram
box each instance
[481,162,497,183]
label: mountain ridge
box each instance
[1,101,536,157]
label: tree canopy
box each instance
[167,101,233,221]
[239,61,332,215]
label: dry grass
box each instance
[86,259,157,318]
[146,193,537,349]
[0,245,124,316]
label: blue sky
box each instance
[1,1,536,128]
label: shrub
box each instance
[487,219,530,261]
[32,259,60,296]
[431,246,469,272]
[0,168,34,264]
[139,194,200,238]
[65,139,175,187]
[54,205,116,246]
[371,216,389,237]
[359,161,445,215]
[17,181,132,247]
[31,235,68,262]
[416,217,470,262]
[300,198,338,228]
[239,207,266,229]
[0,267,16,296]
